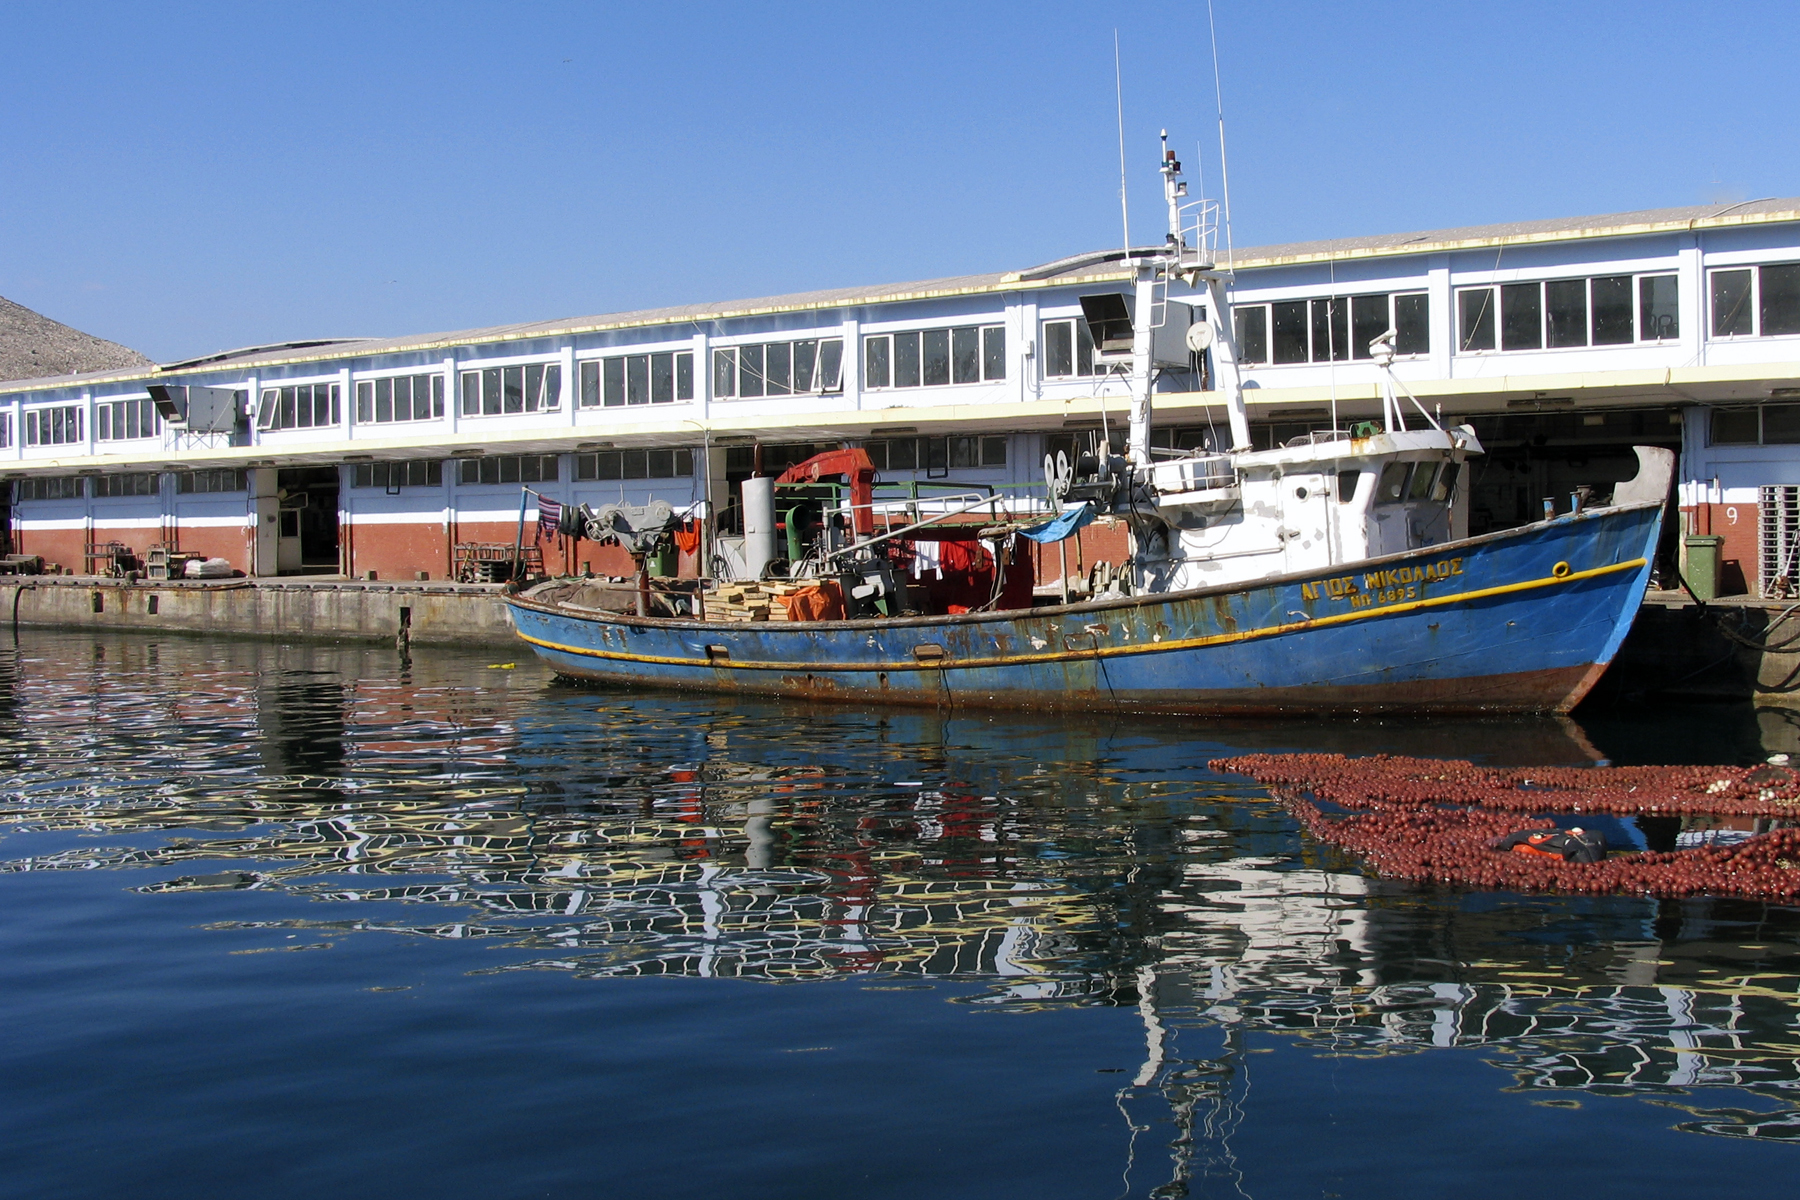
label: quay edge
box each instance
[3,576,517,648]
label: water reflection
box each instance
[1,631,1797,1176]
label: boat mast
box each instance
[1126,132,1251,465]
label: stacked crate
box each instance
[707,583,807,622]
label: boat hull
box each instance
[505,502,1662,716]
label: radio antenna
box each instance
[1206,0,1234,265]
[1114,30,1131,253]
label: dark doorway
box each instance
[276,466,341,574]
[1462,405,1683,578]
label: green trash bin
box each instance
[1683,534,1723,602]
[647,543,676,578]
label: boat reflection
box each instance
[0,631,1796,1157]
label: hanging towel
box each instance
[1019,501,1096,544]
[537,495,562,541]
[908,539,941,579]
[673,519,701,556]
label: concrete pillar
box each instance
[250,466,280,576]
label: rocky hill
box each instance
[0,296,152,382]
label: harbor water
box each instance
[0,630,1795,1198]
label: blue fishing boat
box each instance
[507,495,1661,715]
[506,134,1672,715]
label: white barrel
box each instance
[741,475,777,579]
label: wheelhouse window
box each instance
[456,455,559,485]
[711,339,841,399]
[96,398,160,441]
[580,350,696,407]
[356,373,444,425]
[575,448,695,480]
[1458,272,1678,352]
[256,383,339,432]
[1234,292,1429,364]
[24,405,83,446]
[457,364,562,416]
[351,460,442,489]
[1710,264,1800,338]
[862,326,1003,389]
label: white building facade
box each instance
[4,199,1799,591]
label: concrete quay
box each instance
[3,575,517,648]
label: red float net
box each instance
[1210,753,1800,901]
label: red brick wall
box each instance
[345,521,448,581]
[1682,503,1759,596]
[12,528,86,573]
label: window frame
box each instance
[95,397,161,442]
[1709,263,1800,340]
[1456,271,1681,354]
[707,339,841,402]
[23,404,84,447]
[862,326,1005,389]
[454,455,561,486]
[176,469,248,494]
[354,372,446,426]
[573,447,696,480]
[1710,402,1800,446]
[350,460,444,490]
[455,362,564,418]
[91,472,158,498]
[255,382,341,433]
[1232,292,1431,364]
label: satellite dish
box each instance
[1184,322,1215,353]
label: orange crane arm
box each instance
[774,448,878,536]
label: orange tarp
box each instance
[772,579,847,622]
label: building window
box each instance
[14,476,84,501]
[1458,273,1678,352]
[863,435,1005,472]
[356,373,444,425]
[96,398,161,441]
[1710,264,1800,338]
[24,405,83,446]
[1235,293,1429,364]
[176,469,248,494]
[1711,403,1800,446]
[1641,275,1680,341]
[575,448,695,480]
[1042,319,1098,378]
[256,383,340,432]
[351,460,443,489]
[861,327,1002,389]
[580,350,696,407]
[457,364,562,416]
[711,339,841,399]
[456,455,559,485]
[92,472,158,498]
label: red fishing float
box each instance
[1211,753,1800,902]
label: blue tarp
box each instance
[1019,502,1097,544]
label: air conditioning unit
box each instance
[146,384,242,433]
[1077,295,1198,369]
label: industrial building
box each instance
[3,197,1800,593]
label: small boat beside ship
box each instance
[506,135,1673,716]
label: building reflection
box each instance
[0,633,1797,1158]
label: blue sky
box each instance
[2,1,1796,362]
